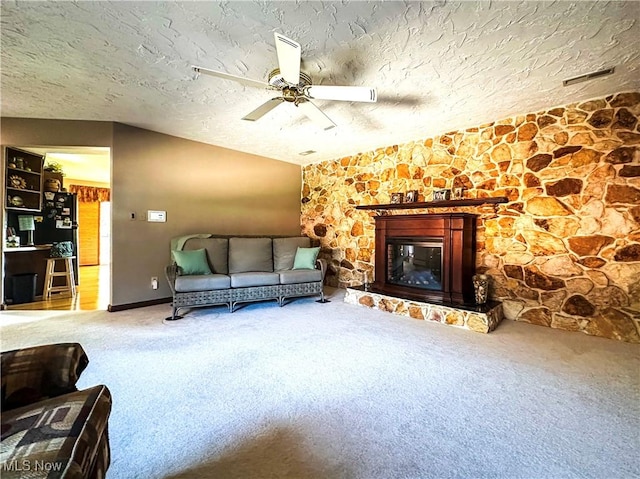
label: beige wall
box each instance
[0,118,114,147]
[111,123,302,305]
[2,119,302,308]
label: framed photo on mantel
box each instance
[390,192,404,204]
[433,189,451,201]
[405,190,418,203]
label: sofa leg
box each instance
[165,305,183,321]
[316,290,330,303]
[278,297,285,307]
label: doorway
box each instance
[78,200,111,266]
[4,146,111,311]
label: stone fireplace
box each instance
[302,91,640,342]
[372,213,476,305]
[343,211,504,334]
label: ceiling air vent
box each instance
[563,67,615,87]
[299,150,316,156]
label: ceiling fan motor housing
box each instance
[269,69,313,103]
[268,68,313,87]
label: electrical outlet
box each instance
[151,277,158,290]
[130,212,136,220]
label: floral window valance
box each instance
[68,185,111,202]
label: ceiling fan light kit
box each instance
[192,32,377,130]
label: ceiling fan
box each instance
[192,32,377,130]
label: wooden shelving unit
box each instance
[5,147,45,212]
[355,197,508,211]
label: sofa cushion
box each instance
[175,274,231,292]
[183,238,229,274]
[229,238,273,273]
[278,269,322,284]
[1,385,112,479]
[273,237,311,270]
[293,246,321,270]
[230,272,280,288]
[172,249,213,275]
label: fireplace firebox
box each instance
[387,238,443,291]
[372,213,476,304]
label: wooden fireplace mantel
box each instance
[355,196,507,211]
[372,212,477,305]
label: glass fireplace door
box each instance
[386,238,443,291]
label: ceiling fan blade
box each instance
[242,98,285,121]
[274,33,301,85]
[296,100,336,131]
[306,85,377,103]
[192,66,269,90]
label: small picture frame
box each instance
[452,187,464,200]
[405,190,418,203]
[390,192,405,204]
[56,219,72,229]
[432,189,451,201]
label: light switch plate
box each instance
[147,210,166,222]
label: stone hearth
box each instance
[345,286,504,334]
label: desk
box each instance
[4,245,52,302]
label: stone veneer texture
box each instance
[301,92,640,343]
[344,288,504,334]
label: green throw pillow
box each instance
[293,246,320,270]
[172,248,212,275]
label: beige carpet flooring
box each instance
[1,288,639,479]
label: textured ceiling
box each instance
[2,1,639,166]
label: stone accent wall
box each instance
[301,92,640,343]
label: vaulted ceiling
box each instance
[2,1,639,166]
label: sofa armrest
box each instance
[165,263,179,294]
[1,343,89,410]
[316,258,327,281]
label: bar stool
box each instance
[43,256,77,299]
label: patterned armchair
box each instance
[1,343,111,479]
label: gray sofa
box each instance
[165,236,326,319]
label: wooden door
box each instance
[78,201,100,266]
